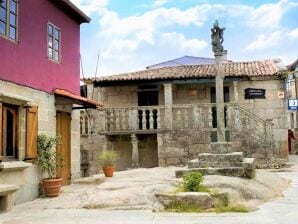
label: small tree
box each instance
[37,134,62,179]
[99,150,117,167]
[182,172,204,192]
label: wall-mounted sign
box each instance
[288,99,298,110]
[244,88,266,99]
[278,92,285,99]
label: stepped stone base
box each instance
[195,152,244,168]
[176,167,245,178]
[211,142,233,153]
[155,191,228,211]
[176,143,256,179]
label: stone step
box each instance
[210,142,234,153]
[176,167,244,178]
[194,152,244,168]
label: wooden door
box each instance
[56,112,71,186]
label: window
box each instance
[0,102,38,162]
[0,103,18,161]
[48,23,61,63]
[0,0,17,41]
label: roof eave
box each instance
[49,0,91,24]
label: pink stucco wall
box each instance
[0,0,80,94]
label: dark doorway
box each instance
[138,134,158,168]
[137,85,159,106]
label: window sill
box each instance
[0,161,32,172]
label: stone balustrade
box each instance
[96,104,216,133]
[86,103,274,151]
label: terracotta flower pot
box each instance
[103,165,114,177]
[42,178,62,197]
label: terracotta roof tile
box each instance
[84,60,285,84]
[53,89,102,107]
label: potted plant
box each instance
[99,150,117,177]
[37,134,63,197]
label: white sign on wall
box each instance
[288,99,298,110]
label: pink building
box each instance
[0,0,98,209]
[0,0,91,94]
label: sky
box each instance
[70,0,298,78]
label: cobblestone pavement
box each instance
[1,156,298,224]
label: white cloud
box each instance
[76,0,298,76]
[161,32,208,55]
[152,0,168,8]
[289,28,298,39]
[247,0,286,28]
[246,30,284,51]
[70,0,109,15]
[99,6,213,39]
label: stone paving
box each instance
[0,156,298,224]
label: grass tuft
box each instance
[164,202,249,213]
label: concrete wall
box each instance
[0,80,81,204]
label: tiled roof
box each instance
[53,89,102,107]
[85,60,284,83]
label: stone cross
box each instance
[211,20,226,142]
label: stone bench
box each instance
[0,184,19,212]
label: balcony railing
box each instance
[96,104,219,133]
[92,103,274,151]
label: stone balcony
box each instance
[90,103,273,147]
[95,104,214,135]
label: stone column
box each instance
[163,83,173,129]
[215,54,226,142]
[99,135,109,152]
[131,134,139,168]
[233,81,238,103]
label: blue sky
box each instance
[70,0,298,77]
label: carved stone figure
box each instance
[211,20,225,55]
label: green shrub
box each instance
[182,171,204,192]
[37,134,62,179]
[99,150,117,167]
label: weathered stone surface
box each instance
[176,167,244,178]
[188,159,199,168]
[175,192,213,209]
[10,167,289,212]
[211,192,229,207]
[210,142,233,153]
[197,152,243,168]
[155,191,229,210]
[242,158,255,178]
[0,184,18,212]
[73,175,106,184]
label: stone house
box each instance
[81,58,288,175]
[0,0,98,206]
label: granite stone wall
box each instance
[0,80,81,204]
[83,78,288,170]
